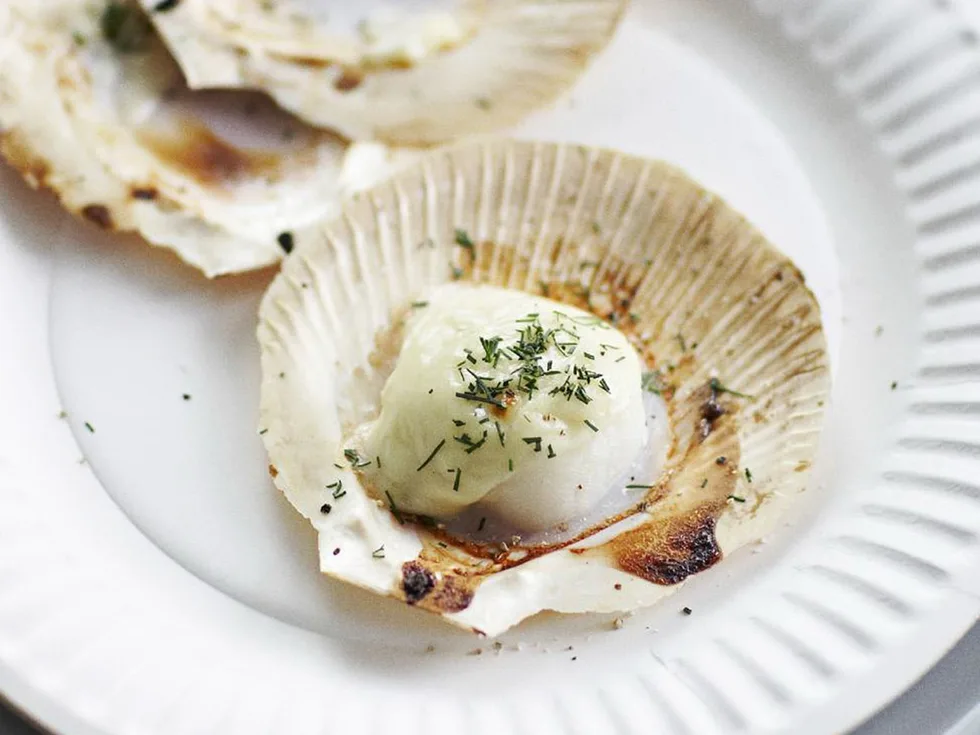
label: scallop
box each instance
[0,0,412,277]
[257,139,830,636]
[140,0,628,145]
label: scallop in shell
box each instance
[0,0,411,277]
[141,0,628,145]
[257,139,830,636]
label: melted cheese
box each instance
[352,283,650,531]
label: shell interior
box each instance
[142,0,629,145]
[257,139,830,636]
[0,0,410,276]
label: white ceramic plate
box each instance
[3,0,980,733]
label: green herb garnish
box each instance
[641,371,664,394]
[385,490,404,524]
[343,448,371,467]
[101,1,151,53]
[523,437,543,452]
[584,419,599,432]
[416,439,446,471]
[728,495,746,503]
[276,231,294,254]
[372,545,385,559]
[709,378,753,399]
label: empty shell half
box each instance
[142,0,628,145]
[257,139,830,636]
[0,0,412,277]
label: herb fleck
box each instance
[152,0,181,11]
[682,606,693,615]
[101,1,150,53]
[709,378,753,399]
[372,545,385,559]
[452,467,461,491]
[344,448,371,467]
[417,439,446,471]
[744,467,753,483]
[625,484,654,489]
[385,490,404,524]
[478,516,487,532]
[728,494,746,503]
[277,231,294,254]
[591,221,602,234]
[584,419,599,432]
[319,503,331,514]
[641,371,664,395]
[84,421,95,433]
[495,421,505,446]
[72,30,87,46]
[454,228,474,250]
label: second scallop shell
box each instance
[143,0,628,145]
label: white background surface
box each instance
[3,0,980,733]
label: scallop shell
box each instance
[142,0,628,145]
[257,139,830,636]
[0,1,411,277]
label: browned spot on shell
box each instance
[609,506,723,585]
[401,560,435,604]
[430,574,475,613]
[0,129,52,189]
[138,122,281,187]
[81,204,113,229]
[333,68,364,92]
[268,464,279,478]
[131,186,158,201]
